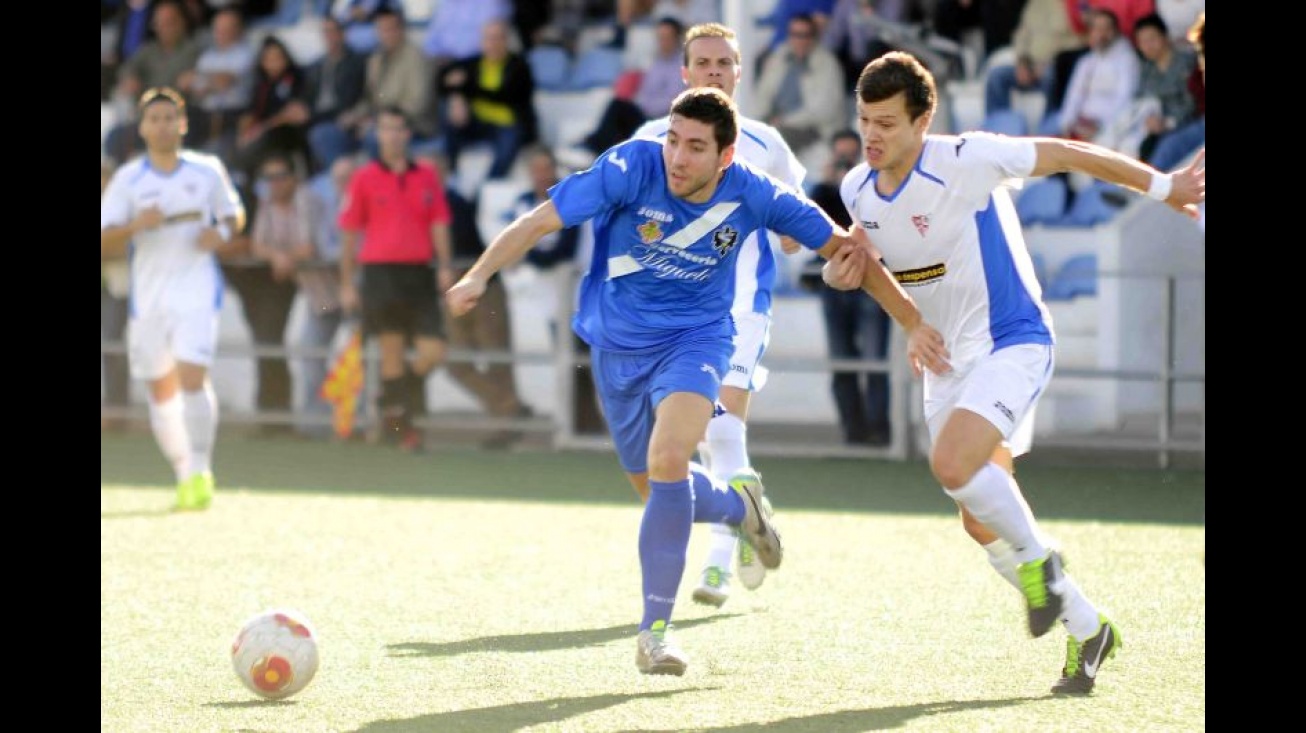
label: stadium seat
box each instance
[1059,180,1124,228]
[528,45,572,92]
[568,46,624,91]
[980,109,1028,136]
[1029,251,1050,289]
[1015,176,1068,226]
[1045,253,1098,301]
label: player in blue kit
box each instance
[823,51,1204,694]
[446,87,907,675]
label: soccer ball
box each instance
[230,608,319,700]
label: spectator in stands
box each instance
[102,0,157,101]
[421,0,513,69]
[609,0,718,48]
[343,7,438,158]
[231,35,312,190]
[982,0,1081,119]
[1055,8,1138,144]
[179,7,256,161]
[102,157,131,431]
[1047,0,1153,114]
[1116,13,1196,163]
[304,15,368,172]
[436,18,538,180]
[749,12,845,153]
[333,0,403,54]
[758,0,837,58]
[931,0,1027,63]
[107,0,203,161]
[821,0,910,90]
[635,16,690,119]
[1147,10,1202,172]
[509,144,605,434]
[423,152,536,449]
[560,16,687,170]
[805,130,892,446]
[239,153,311,435]
[337,106,455,452]
[297,154,360,439]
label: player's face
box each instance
[855,93,928,175]
[682,37,740,98]
[663,115,733,202]
[138,101,185,153]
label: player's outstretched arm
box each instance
[445,199,565,317]
[819,228,951,377]
[1030,139,1205,219]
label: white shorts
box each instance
[724,310,771,391]
[128,306,221,381]
[923,343,1053,457]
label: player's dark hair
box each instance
[137,85,187,114]
[855,51,937,123]
[669,87,738,153]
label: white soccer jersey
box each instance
[841,131,1054,372]
[633,114,806,316]
[100,151,243,317]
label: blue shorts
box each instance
[591,338,733,474]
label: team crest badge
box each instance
[911,214,930,237]
[711,225,739,256]
[638,220,663,243]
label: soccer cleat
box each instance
[729,469,782,570]
[691,566,731,607]
[1017,550,1066,638]
[174,471,214,511]
[736,497,771,590]
[636,620,688,675]
[1052,615,1122,694]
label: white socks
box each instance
[948,462,1047,564]
[183,384,218,476]
[983,537,1102,641]
[702,412,749,571]
[148,394,190,482]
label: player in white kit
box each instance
[823,52,1204,694]
[631,23,806,607]
[100,87,246,510]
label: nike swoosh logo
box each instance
[609,152,628,173]
[1082,627,1112,677]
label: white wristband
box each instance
[1146,172,1173,202]
[216,223,232,242]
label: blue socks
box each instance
[638,469,748,631]
[639,479,693,631]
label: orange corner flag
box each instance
[321,327,364,439]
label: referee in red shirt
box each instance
[338,105,454,451]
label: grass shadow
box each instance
[612,695,1048,732]
[388,615,742,658]
[351,689,710,733]
[101,432,1205,526]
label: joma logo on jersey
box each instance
[861,220,880,230]
[894,263,946,286]
[637,207,673,223]
[638,220,663,243]
[711,226,739,257]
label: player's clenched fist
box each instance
[821,241,868,290]
[445,275,486,317]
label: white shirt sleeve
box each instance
[100,166,134,229]
[952,132,1037,198]
[204,155,244,224]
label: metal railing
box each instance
[100,261,1205,467]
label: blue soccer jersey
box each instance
[551,138,833,352]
